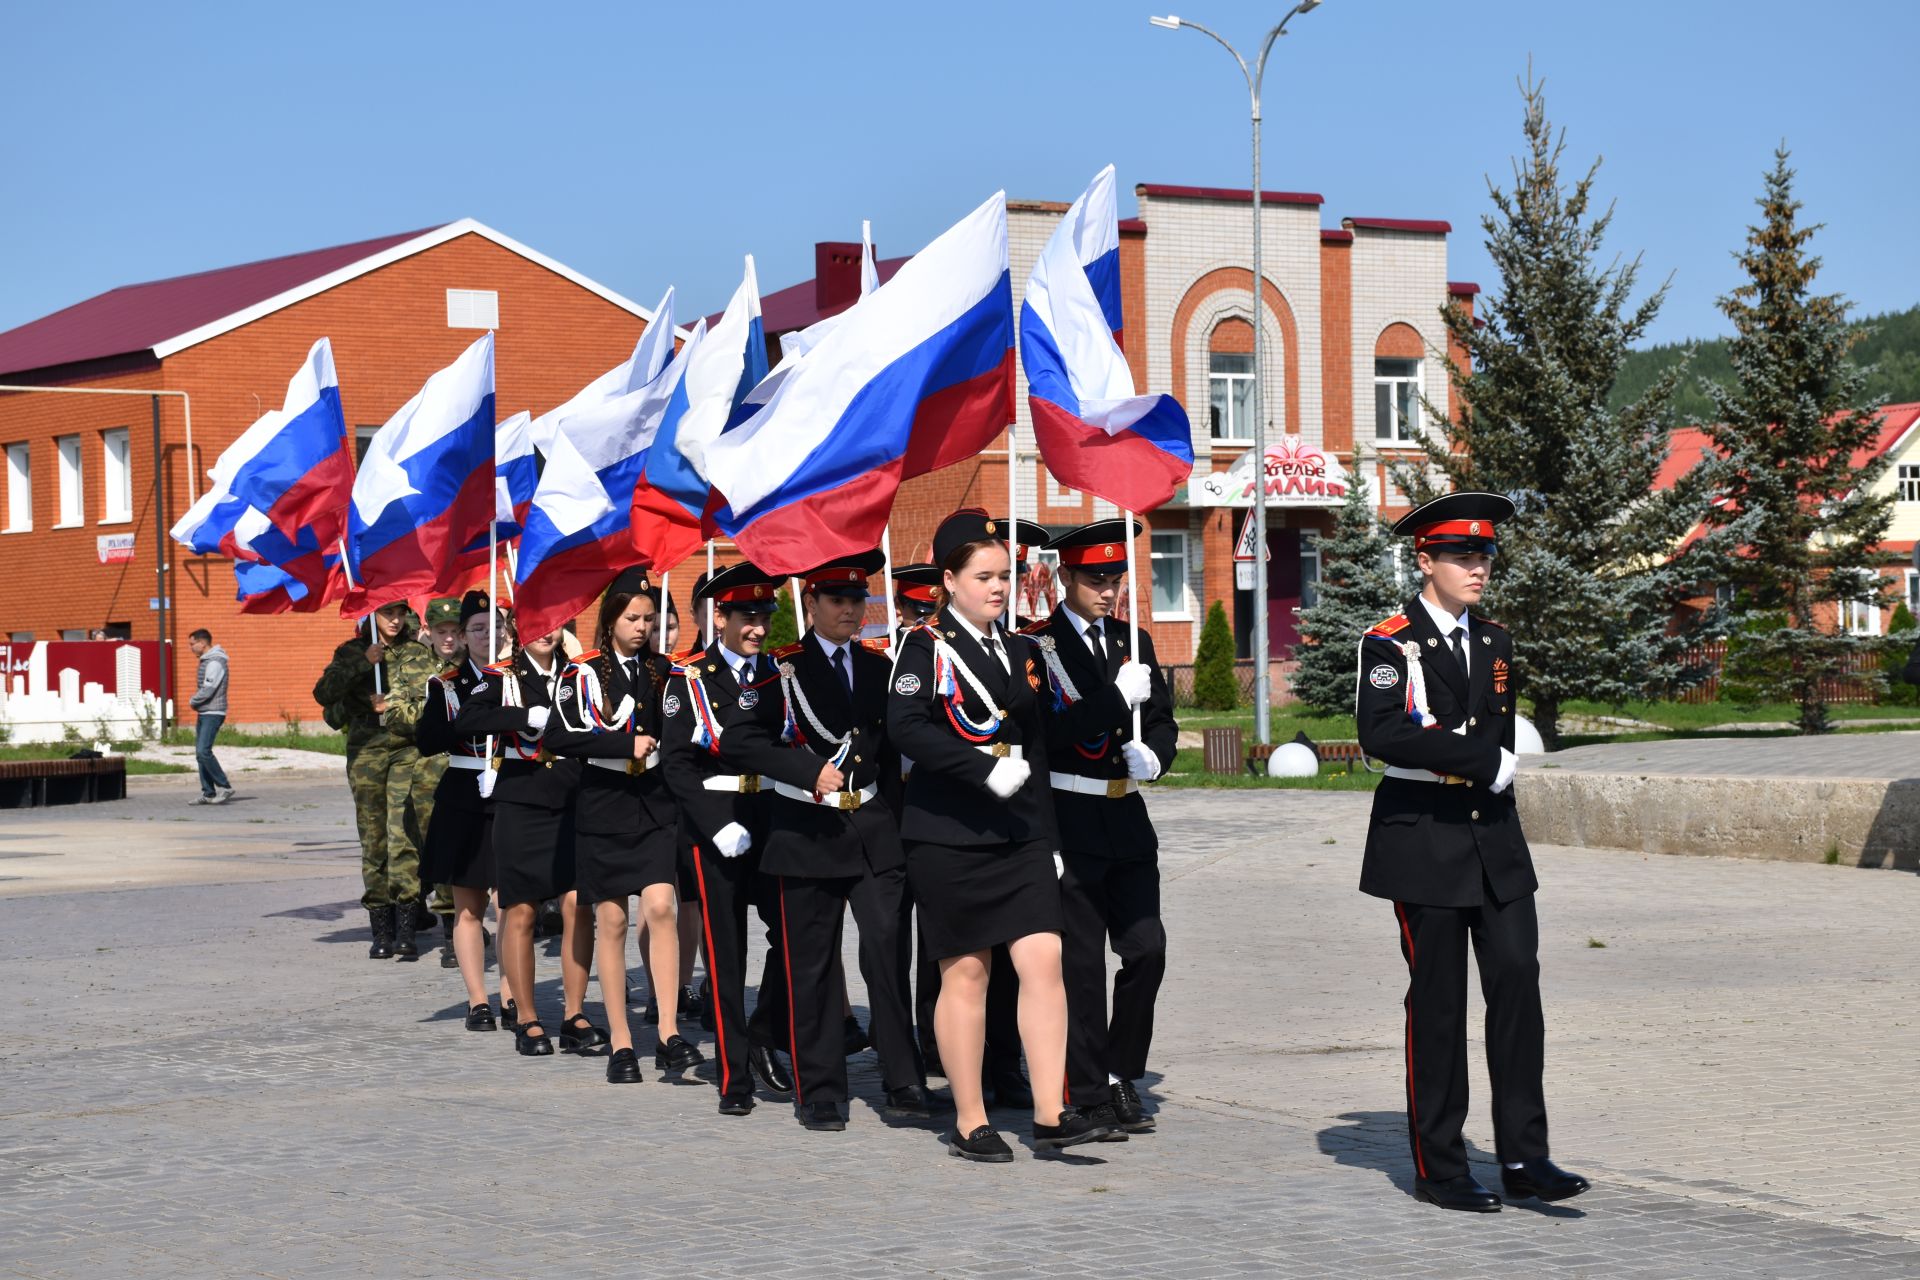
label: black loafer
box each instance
[654,1034,706,1073]
[718,1093,755,1117]
[1079,1102,1130,1142]
[464,1003,496,1032]
[947,1124,1014,1163]
[1111,1079,1155,1132]
[843,1014,870,1056]
[750,1044,794,1096]
[605,1047,644,1084]
[499,999,519,1033]
[882,1084,937,1118]
[514,1021,554,1057]
[1033,1109,1112,1151]
[1500,1158,1591,1203]
[558,1014,609,1055]
[988,1072,1032,1110]
[1414,1173,1502,1212]
[798,1101,845,1132]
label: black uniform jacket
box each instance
[1022,608,1178,861]
[544,649,677,836]
[886,609,1056,850]
[1355,595,1536,909]
[451,651,579,810]
[721,632,905,880]
[415,659,494,813]
[660,641,769,851]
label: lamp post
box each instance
[1151,2,1323,745]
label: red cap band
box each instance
[1414,518,1498,549]
[803,566,870,590]
[1059,542,1127,567]
[896,583,938,603]
[712,582,777,604]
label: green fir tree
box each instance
[1193,601,1239,711]
[1292,474,1410,714]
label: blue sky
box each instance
[4,1,1914,348]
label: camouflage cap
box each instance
[425,597,463,626]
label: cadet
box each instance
[721,550,932,1130]
[1025,519,1175,1137]
[415,596,467,965]
[1356,492,1588,1212]
[659,563,793,1116]
[313,601,437,960]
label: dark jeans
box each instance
[195,713,231,796]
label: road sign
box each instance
[1232,512,1271,562]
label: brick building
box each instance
[0,221,658,727]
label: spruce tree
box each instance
[1292,473,1409,714]
[1700,148,1894,734]
[1193,601,1239,711]
[1408,75,1726,749]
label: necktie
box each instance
[736,659,751,686]
[1448,627,1469,680]
[982,634,1003,671]
[832,645,852,699]
[623,658,639,688]
[1086,622,1108,669]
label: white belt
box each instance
[771,780,879,811]
[973,744,1023,760]
[1384,765,1472,787]
[1049,772,1138,799]
[446,756,490,771]
[589,751,660,775]
[701,774,764,794]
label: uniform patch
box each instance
[471,681,487,693]
[1368,664,1400,689]
[737,688,759,710]
[557,685,573,701]
[663,694,682,718]
[894,673,922,696]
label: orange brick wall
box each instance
[1320,238,1353,457]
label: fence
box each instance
[1161,660,1270,709]
[1672,641,1884,705]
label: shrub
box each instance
[1194,600,1239,710]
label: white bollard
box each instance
[1266,741,1320,778]
[1514,715,1546,756]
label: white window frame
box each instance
[1375,357,1424,443]
[1299,531,1323,611]
[101,428,132,524]
[55,434,83,527]
[1900,464,1920,504]
[1906,569,1920,613]
[1208,351,1257,444]
[1845,596,1881,636]
[1149,529,1190,619]
[446,288,499,329]
[3,443,29,532]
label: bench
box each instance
[0,756,129,808]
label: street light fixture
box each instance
[1151,1,1325,746]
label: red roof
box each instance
[710,255,911,334]
[0,225,444,377]
[1320,229,1354,245]
[1448,281,1481,296]
[1135,183,1322,208]
[1344,217,1452,235]
[1654,402,1920,490]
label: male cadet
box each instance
[415,597,467,965]
[1025,519,1174,1136]
[659,563,794,1116]
[313,601,439,960]
[1356,492,1588,1212]
[721,551,933,1130]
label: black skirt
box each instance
[576,822,678,904]
[906,838,1062,960]
[492,801,576,908]
[420,773,492,890]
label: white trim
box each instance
[151,219,686,360]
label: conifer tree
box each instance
[1193,601,1239,711]
[1292,474,1409,714]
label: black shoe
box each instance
[1414,1173,1502,1212]
[366,906,395,960]
[643,997,660,1025]
[514,1021,554,1057]
[798,1100,845,1132]
[536,898,563,938]
[882,1084,937,1118]
[392,903,419,961]
[499,999,519,1033]
[558,1013,609,1055]
[1111,1078,1155,1133]
[605,1047,644,1084]
[750,1043,794,1096]
[843,1014,870,1056]
[410,900,438,932]
[1500,1158,1591,1203]
[693,981,715,1033]
[439,915,459,968]
[1078,1102,1130,1142]
[464,1003,496,1032]
[1033,1109,1112,1151]
[718,1093,755,1117]
[654,1034,705,1073]
[947,1124,1014,1163]
[987,1072,1032,1110]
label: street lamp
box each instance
[1152,1,1324,746]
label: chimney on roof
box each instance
[814,241,869,315]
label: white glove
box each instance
[1113,660,1151,708]
[985,757,1030,799]
[1053,852,1064,880]
[1490,747,1517,795]
[1122,742,1161,782]
[524,705,550,734]
[478,765,498,799]
[712,822,752,858]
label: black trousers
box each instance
[1393,892,1549,1181]
[1059,852,1167,1108]
[687,844,789,1101]
[773,866,919,1103]
[914,911,1022,1083]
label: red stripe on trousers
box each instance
[689,846,731,1097]
[778,877,803,1105]
[1394,900,1427,1180]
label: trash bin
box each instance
[1202,726,1243,775]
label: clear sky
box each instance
[4,0,1914,348]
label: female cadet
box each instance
[545,568,706,1084]
[453,623,593,1057]
[886,509,1110,1160]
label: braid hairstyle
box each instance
[592,587,661,716]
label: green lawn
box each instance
[1155,747,1381,791]
[0,744,190,775]
[162,725,348,755]
[1555,698,1920,730]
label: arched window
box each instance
[1208,318,1256,442]
[1374,322,1425,443]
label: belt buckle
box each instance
[1106,778,1129,799]
[990,743,1010,758]
[842,790,862,811]
[627,758,643,777]
[740,775,760,795]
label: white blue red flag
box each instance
[749,223,878,411]
[628,319,710,574]
[1022,165,1193,513]
[346,332,496,607]
[672,257,767,484]
[231,513,346,613]
[219,338,352,541]
[705,192,1015,573]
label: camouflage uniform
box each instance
[313,613,438,909]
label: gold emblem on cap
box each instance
[1103,545,1116,559]
[754,585,766,599]
[984,519,997,534]
[1471,521,1482,535]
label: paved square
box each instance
[2,773,1917,1278]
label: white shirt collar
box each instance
[811,632,851,665]
[718,642,755,676]
[1417,592,1470,637]
[1062,603,1104,639]
[948,608,1001,649]
[525,652,557,680]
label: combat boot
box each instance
[439,914,458,968]
[393,902,420,961]
[367,906,395,960]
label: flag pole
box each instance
[341,539,384,698]
[789,577,805,640]
[488,522,499,665]
[1125,509,1143,741]
[880,524,897,653]
[659,571,670,652]
[1006,432,1018,630]
[704,539,716,645]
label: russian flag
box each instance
[1022,165,1193,514]
[232,515,346,614]
[673,257,768,485]
[493,409,537,539]
[515,291,685,640]
[628,318,710,574]
[346,333,496,608]
[705,192,1015,574]
[219,337,353,542]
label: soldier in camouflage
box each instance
[312,601,440,959]
[415,597,466,965]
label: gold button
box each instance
[1498,705,1506,713]
[1465,781,1474,788]
[1481,635,1491,645]
[1470,809,1480,820]
[1469,716,1478,726]
[1427,638,1438,647]
[854,755,862,763]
